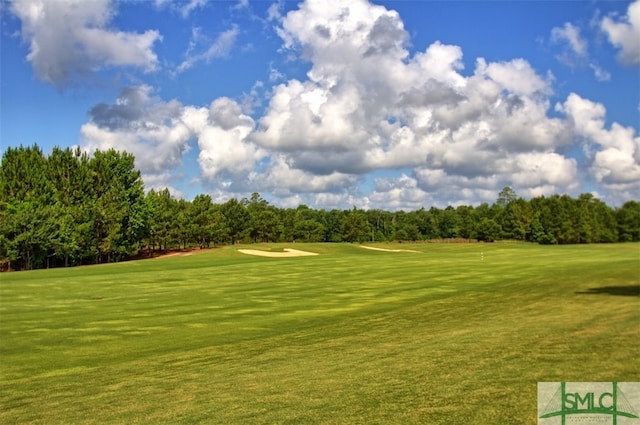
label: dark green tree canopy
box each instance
[1,145,638,271]
[1,145,145,269]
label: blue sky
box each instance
[1,0,639,210]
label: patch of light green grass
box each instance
[1,243,638,424]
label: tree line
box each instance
[1,145,639,270]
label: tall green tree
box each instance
[476,217,501,242]
[617,201,640,242]
[156,188,178,250]
[191,194,216,248]
[47,147,93,266]
[341,208,370,243]
[144,189,161,252]
[591,198,618,243]
[529,197,557,244]
[496,186,518,207]
[255,208,282,242]
[293,205,324,242]
[501,198,532,240]
[245,193,270,243]
[453,205,472,239]
[574,194,617,243]
[89,149,146,262]
[322,209,344,242]
[0,145,54,269]
[366,209,393,241]
[174,199,192,249]
[220,198,249,244]
[440,206,460,239]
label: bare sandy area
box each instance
[158,252,193,258]
[359,245,421,253]
[237,248,319,257]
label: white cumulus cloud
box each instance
[80,86,193,191]
[240,0,594,207]
[560,93,640,193]
[600,0,640,65]
[76,0,639,208]
[196,97,265,181]
[10,0,161,88]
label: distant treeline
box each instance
[1,145,639,270]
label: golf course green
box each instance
[1,242,638,424]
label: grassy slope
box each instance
[0,243,638,424]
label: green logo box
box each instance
[538,382,640,425]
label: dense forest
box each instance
[1,145,639,271]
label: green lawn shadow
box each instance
[576,285,640,297]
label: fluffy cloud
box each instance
[196,97,264,181]
[369,174,433,211]
[560,93,640,192]
[247,155,358,196]
[81,86,193,191]
[600,0,640,65]
[10,0,161,87]
[78,0,639,208]
[479,58,551,97]
[247,0,578,206]
[509,152,578,190]
[81,89,269,193]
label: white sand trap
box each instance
[238,248,319,257]
[359,245,421,253]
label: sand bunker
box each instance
[238,248,319,258]
[359,245,421,253]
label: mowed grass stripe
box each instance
[1,243,638,424]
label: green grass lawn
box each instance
[1,242,638,424]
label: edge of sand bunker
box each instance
[359,245,421,253]
[237,248,319,257]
